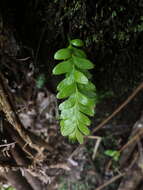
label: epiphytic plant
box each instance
[52,39,96,143]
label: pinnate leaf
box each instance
[52,38,97,144]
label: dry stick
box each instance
[0,142,16,148]
[119,128,143,153]
[96,172,125,190]
[92,82,143,134]
[92,137,102,160]
[87,136,102,160]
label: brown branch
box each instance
[96,172,125,190]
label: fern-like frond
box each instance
[52,39,96,143]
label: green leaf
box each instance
[52,38,97,143]
[59,97,75,110]
[77,91,95,107]
[57,83,75,99]
[6,187,15,190]
[113,152,120,161]
[71,39,84,47]
[78,123,90,135]
[79,103,95,116]
[105,150,120,161]
[78,112,91,126]
[73,56,94,69]
[54,48,72,60]
[57,76,74,91]
[74,70,88,84]
[77,91,89,105]
[76,129,84,144]
[79,82,96,91]
[105,150,117,157]
[82,70,93,79]
[79,89,97,99]
[72,48,87,58]
[60,107,75,119]
[69,131,76,142]
[78,82,97,99]
[53,59,73,75]
[60,120,75,136]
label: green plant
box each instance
[0,186,15,190]
[104,149,120,161]
[52,39,96,143]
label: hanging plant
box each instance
[52,39,97,144]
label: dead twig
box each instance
[120,129,143,153]
[86,136,102,160]
[96,172,125,190]
[0,142,16,148]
